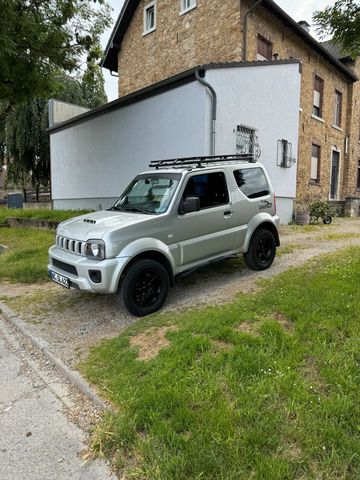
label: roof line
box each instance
[48,60,301,134]
[262,0,357,81]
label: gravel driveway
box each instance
[1,218,359,368]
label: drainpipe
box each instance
[243,0,263,61]
[195,69,217,155]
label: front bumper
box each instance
[48,245,129,293]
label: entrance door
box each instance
[330,150,340,200]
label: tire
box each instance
[121,259,170,317]
[323,215,332,225]
[243,229,276,271]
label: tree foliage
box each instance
[0,0,112,109]
[0,68,108,190]
[313,0,360,58]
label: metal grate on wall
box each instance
[236,125,261,161]
[277,139,296,168]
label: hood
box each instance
[57,210,152,241]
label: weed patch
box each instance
[0,228,54,283]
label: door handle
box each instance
[224,210,233,218]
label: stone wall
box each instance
[118,0,241,97]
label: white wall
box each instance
[50,83,208,210]
[50,64,301,222]
[207,63,301,222]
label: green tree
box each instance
[0,70,108,193]
[0,0,112,115]
[313,0,360,58]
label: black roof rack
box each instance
[149,153,257,169]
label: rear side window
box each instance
[182,172,229,209]
[234,168,270,199]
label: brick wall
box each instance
[241,1,352,208]
[118,0,241,97]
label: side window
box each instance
[234,168,270,199]
[182,172,229,209]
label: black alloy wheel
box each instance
[121,259,170,317]
[244,228,276,271]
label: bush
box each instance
[309,201,330,223]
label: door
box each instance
[330,149,340,200]
[174,171,238,266]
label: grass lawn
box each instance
[0,228,54,283]
[0,207,90,224]
[82,247,360,480]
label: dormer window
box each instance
[180,0,196,15]
[143,1,156,35]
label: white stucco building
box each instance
[48,61,301,223]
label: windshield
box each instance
[111,173,181,215]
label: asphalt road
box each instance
[0,315,116,480]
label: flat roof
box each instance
[102,0,357,83]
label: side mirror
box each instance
[182,196,200,214]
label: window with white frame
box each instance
[180,0,196,14]
[311,143,321,183]
[313,75,324,118]
[144,1,156,35]
[333,90,342,127]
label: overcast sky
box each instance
[101,0,336,101]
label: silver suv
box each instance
[48,154,280,316]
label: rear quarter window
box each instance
[233,168,270,199]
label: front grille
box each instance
[52,258,78,276]
[56,235,86,256]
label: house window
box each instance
[143,1,156,35]
[333,90,342,127]
[357,160,360,189]
[313,75,324,118]
[311,144,321,183]
[257,35,272,60]
[180,0,196,14]
[236,125,255,155]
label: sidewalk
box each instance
[0,315,116,480]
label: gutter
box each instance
[243,0,263,61]
[195,69,217,155]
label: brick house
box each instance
[102,0,360,215]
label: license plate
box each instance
[50,270,70,289]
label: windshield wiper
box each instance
[111,205,152,214]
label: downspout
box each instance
[243,0,263,61]
[195,69,217,155]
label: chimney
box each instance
[298,20,311,33]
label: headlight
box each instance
[85,240,106,260]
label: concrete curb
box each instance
[0,301,112,412]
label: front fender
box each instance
[243,213,280,252]
[117,237,176,274]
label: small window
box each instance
[311,144,321,183]
[357,160,360,189]
[333,90,342,127]
[182,172,229,210]
[180,0,196,14]
[257,35,272,61]
[144,1,156,35]
[313,75,324,118]
[236,125,255,155]
[234,168,270,199]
